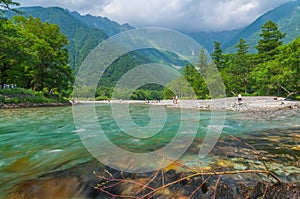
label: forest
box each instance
[98,20,300,100]
[1,0,299,101]
[1,0,73,103]
[177,20,299,100]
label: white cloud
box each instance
[17,0,291,32]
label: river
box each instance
[0,104,299,198]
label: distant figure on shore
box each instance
[175,95,179,104]
[238,93,242,104]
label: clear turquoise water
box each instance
[0,104,299,197]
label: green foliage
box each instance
[69,10,134,37]
[163,77,195,99]
[131,90,163,100]
[179,48,226,99]
[163,87,175,100]
[250,37,300,97]
[0,88,68,104]
[95,96,111,101]
[255,20,285,62]
[185,21,299,99]
[98,52,151,88]
[235,38,249,55]
[0,15,73,97]
[224,1,300,53]
[183,65,208,99]
[4,7,187,74]
[88,20,298,100]
[221,39,254,95]
[0,0,19,15]
[4,7,109,70]
[70,27,108,72]
[211,41,224,69]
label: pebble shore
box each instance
[74,97,300,120]
[150,96,300,111]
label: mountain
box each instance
[4,1,300,70]
[68,11,134,36]
[223,0,300,52]
[4,6,108,70]
[68,9,240,53]
[186,29,243,53]
[4,6,189,72]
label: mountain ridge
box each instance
[4,1,300,67]
[223,0,300,52]
[4,6,109,70]
[68,10,135,36]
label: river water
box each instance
[0,104,299,198]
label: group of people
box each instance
[172,96,179,104]
[1,84,17,89]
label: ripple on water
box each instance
[0,105,300,198]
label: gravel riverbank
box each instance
[77,96,300,112]
[152,96,300,112]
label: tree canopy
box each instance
[183,20,299,99]
[0,0,19,9]
[0,15,72,96]
[0,0,19,16]
[255,20,286,63]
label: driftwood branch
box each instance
[94,134,284,198]
[229,134,282,184]
[95,168,281,199]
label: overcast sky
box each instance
[16,0,292,32]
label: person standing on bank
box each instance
[238,93,242,104]
[175,95,179,104]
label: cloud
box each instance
[17,0,291,32]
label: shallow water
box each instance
[0,104,299,198]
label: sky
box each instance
[16,0,292,32]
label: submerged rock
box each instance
[5,161,300,199]
[249,182,300,199]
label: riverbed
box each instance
[0,104,299,198]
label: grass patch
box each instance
[0,88,68,104]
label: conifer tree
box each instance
[256,20,285,62]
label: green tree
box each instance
[12,16,72,94]
[163,77,194,99]
[211,41,224,69]
[235,38,249,56]
[220,54,240,95]
[0,0,20,16]
[0,15,72,96]
[183,64,208,99]
[221,53,256,96]
[0,0,19,9]
[197,48,208,69]
[0,18,33,86]
[256,20,285,62]
[182,48,216,99]
[234,38,253,94]
[251,37,300,97]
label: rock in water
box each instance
[249,182,300,199]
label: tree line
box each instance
[1,0,299,100]
[1,0,72,97]
[182,20,299,99]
